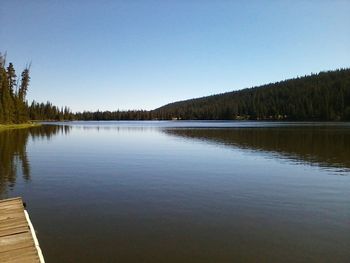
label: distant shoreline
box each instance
[42,119,350,122]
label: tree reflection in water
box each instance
[0,125,71,197]
[165,126,350,171]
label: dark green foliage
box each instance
[0,56,16,123]
[6,63,16,97]
[75,69,350,121]
[0,54,29,123]
[151,69,350,121]
[75,110,151,121]
[15,67,30,123]
[28,101,73,121]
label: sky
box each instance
[1,0,349,112]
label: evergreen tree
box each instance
[16,67,31,123]
[1,65,14,123]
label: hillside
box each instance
[152,69,350,121]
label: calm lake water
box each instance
[1,121,350,262]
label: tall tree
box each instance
[1,63,14,123]
[16,67,31,123]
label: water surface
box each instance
[1,121,349,262]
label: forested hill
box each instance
[152,69,350,121]
[2,53,349,122]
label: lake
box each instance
[1,121,350,262]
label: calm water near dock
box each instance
[1,121,350,262]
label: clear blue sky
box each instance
[1,1,349,112]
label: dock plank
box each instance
[0,197,43,263]
[0,246,39,263]
[0,226,29,237]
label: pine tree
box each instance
[16,67,30,123]
[1,67,14,123]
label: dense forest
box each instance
[153,69,350,121]
[75,110,151,121]
[0,54,73,124]
[76,69,350,121]
[1,53,349,122]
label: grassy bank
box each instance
[0,123,41,131]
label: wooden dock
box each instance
[0,197,45,263]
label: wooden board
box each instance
[0,197,41,263]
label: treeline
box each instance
[75,69,350,121]
[75,110,151,120]
[1,53,349,122]
[153,69,350,121]
[29,101,74,121]
[0,53,73,124]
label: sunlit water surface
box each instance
[1,121,349,262]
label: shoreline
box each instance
[0,123,42,131]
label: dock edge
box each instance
[24,210,45,263]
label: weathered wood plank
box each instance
[0,206,24,213]
[0,218,27,228]
[0,226,29,237]
[0,197,22,204]
[0,197,44,263]
[0,212,25,221]
[0,201,23,209]
[0,246,39,263]
[0,232,34,253]
[0,207,24,215]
